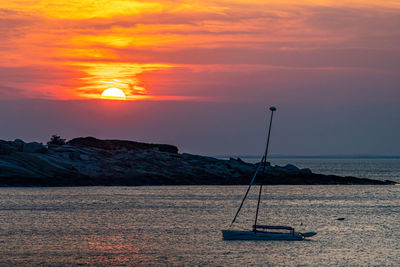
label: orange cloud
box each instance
[0,0,399,101]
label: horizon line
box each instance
[212,154,400,159]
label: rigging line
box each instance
[253,184,263,231]
[230,157,264,227]
[254,108,275,229]
[230,106,276,228]
[262,109,275,175]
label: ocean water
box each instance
[237,157,400,183]
[1,185,399,266]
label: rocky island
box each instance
[0,137,396,186]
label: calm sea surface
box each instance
[1,185,399,266]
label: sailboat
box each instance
[222,106,316,241]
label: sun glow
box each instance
[101,88,126,100]
[1,0,398,101]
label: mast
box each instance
[254,106,276,231]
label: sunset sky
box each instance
[1,0,399,155]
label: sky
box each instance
[0,0,399,156]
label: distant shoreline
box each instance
[0,137,397,187]
[215,155,400,160]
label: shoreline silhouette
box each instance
[0,137,396,187]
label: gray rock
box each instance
[272,165,298,175]
[271,164,300,175]
[0,137,395,186]
[22,142,47,153]
[13,139,25,151]
[300,168,312,174]
[284,164,300,171]
[14,139,25,145]
[0,141,18,155]
[69,151,81,160]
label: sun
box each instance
[101,88,126,100]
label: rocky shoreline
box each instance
[0,137,397,186]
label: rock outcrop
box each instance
[22,142,47,153]
[0,137,397,186]
[67,137,178,153]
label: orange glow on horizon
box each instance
[0,0,399,101]
[69,62,173,100]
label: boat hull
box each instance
[222,230,304,240]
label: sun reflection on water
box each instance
[78,233,149,266]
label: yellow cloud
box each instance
[3,0,163,19]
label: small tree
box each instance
[47,135,66,146]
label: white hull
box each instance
[222,230,304,240]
